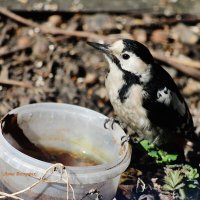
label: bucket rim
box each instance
[0,103,131,182]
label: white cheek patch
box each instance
[140,67,151,83]
[157,87,186,116]
[120,53,148,75]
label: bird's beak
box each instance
[87,42,111,56]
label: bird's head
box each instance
[88,39,154,77]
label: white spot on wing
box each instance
[157,87,171,105]
[157,87,186,116]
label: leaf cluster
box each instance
[162,165,199,199]
[140,140,178,163]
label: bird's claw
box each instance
[121,135,130,146]
[104,117,120,130]
[130,135,144,144]
[132,137,141,143]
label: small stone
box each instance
[142,14,153,24]
[17,0,28,4]
[48,15,62,27]
[33,36,49,59]
[83,14,116,32]
[133,29,147,43]
[17,36,32,48]
[35,76,45,87]
[171,23,199,45]
[87,88,94,97]
[132,18,144,26]
[85,73,98,85]
[183,78,200,96]
[35,61,43,69]
[95,87,107,99]
[151,29,168,44]
[44,3,58,11]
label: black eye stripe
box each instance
[122,53,130,60]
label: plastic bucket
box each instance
[0,103,131,200]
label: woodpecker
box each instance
[88,39,195,146]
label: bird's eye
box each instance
[122,53,130,60]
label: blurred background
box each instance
[0,0,200,199]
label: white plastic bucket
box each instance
[0,103,131,200]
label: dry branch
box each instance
[152,52,200,70]
[151,50,200,81]
[0,7,200,80]
[0,44,32,57]
[0,7,107,41]
[0,7,39,28]
[0,79,33,88]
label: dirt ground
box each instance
[0,9,200,200]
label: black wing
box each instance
[143,63,194,137]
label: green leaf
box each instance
[188,184,197,189]
[164,176,175,187]
[148,150,159,158]
[179,188,186,200]
[163,184,174,191]
[140,140,152,151]
[167,154,178,162]
[163,168,185,191]
[183,166,199,180]
[170,170,184,187]
[140,140,178,163]
[175,183,185,190]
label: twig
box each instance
[151,50,200,81]
[0,163,75,200]
[10,57,31,67]
[1,7,200,80]
[130,16,200,28]
[152,51,200,70]
[0,44,32,57]
[0,79,33,88]
[0,7,39,28]
[157,16,200,25]
[136,178,146,193]
[0,7,107,41]
[0,192,23,200]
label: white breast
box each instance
[105,72,155,140]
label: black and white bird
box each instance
[88,39,195,147]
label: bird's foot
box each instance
[121,133,143,145]
[121,135,130,146]
[104,117,120,130]
[131,136,144,144]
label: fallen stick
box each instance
[0,79,33,88]
[0,7,200,80]
[130,16,200,28]
[0,7,107,41]
[151,51,200,70]
[11,57,31,67]
[0,44,32,57]
[0,7,39,28]
[151,50,200,81]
